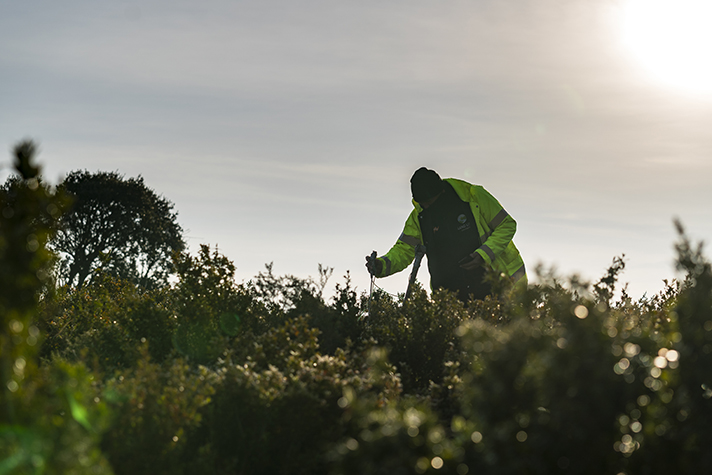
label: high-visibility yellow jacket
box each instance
[376,178,526,285]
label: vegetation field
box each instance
[2,143,712,475]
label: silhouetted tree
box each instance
[52,170,184,289]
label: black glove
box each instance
[459,252,484,270]
[365,253,383,276]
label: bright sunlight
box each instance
[621,0,712,95]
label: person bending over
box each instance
[366,167,526,302]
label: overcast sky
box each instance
[2,0,711,300]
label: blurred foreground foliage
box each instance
[3,143,712,474]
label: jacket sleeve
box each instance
[377,209,422,277]
[472,186,517,266]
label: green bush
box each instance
[96,316,402,475]
[171,244,266,363]
[40,275,177,372]
[329,393,466,475]
[1,141,112,474]
[624,223,712,473]
[358,284,471,395]
[0,358,114,475]
[191,317,400,475]
[100,344,217,475]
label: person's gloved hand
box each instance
[459,252,484,270]
[365,253,383,276]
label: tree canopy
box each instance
[52,170,185,289]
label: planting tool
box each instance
[404,244,426,301]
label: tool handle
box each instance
[404,245,426,301]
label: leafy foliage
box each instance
[1,141,112,474]
[40,273,177,371]
[5,140,712,475]
[100,345,217,475]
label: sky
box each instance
[2,0,712,301]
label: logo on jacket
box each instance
[457,214,472,232]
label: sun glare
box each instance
[621,0,712,95]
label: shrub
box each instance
[189,317,401,475]
[100,344,217,475]
[623,223,712,473]
[40,274,177,372]
[1,141,112,474]
[171,245,266,363]
[358,284,469,395]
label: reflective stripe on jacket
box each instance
[377,178,526,284]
